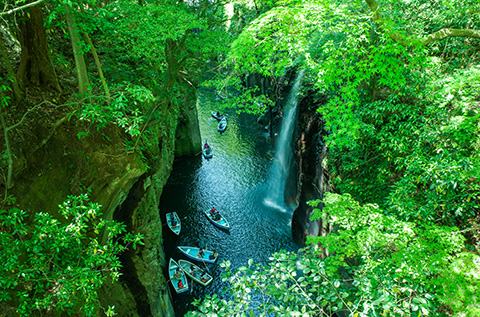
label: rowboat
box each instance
[178,246,218,264]
[169,258,189,294]
[204,208,230,230]
[166,212,181,235]
[203,142,213,159]
[218,116,227,133]
[178,259,213,286]
[211,111,223,121]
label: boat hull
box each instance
[179,259,213,286]
[169,258,189,294]
[178,246,217,264]
[166,212,181,235]
[203,146,213,159]
[218,117,227,132]
[204,209,230,230]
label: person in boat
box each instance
[174,268,182,279]
[210,208,216,217]
[171,216,177,227]
[178,279,184,289]
[197,247,205,258]
[216,111,220,117]
[190,265,197,276]
[209,251,217,261]
[204,141,209,149]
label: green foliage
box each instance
[0,194,143,316]
[327,62,480,224]
[0,77,12,108]
[76,83,154,136]
[380,0,480,68]
[308,193,479,316]
[187,193,479,316]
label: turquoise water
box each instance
[160,89,299,316]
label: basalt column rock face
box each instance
[291,96,330,248]
[175,91,202,157]
[99,110,179,317]
[4,100,180,316]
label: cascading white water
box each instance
[264,70,304,212]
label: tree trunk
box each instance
[65,4,90,94]
[0,91,14,189]
[83,31,110,103]
[0,33,21,101]
[16,2,61,92]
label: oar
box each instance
[198,246,211,273]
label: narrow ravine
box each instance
[159,88,300,315]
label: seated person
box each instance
[178,280,184,289]
[174,268,182,278]
[197,248,205,258]
[209,251,217,261]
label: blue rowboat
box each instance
[218,116,227,133]
[178,246,218,264]
[203,142,213,159]
[166,212,181,235]
[204,208,230,230]
[178,259,213,286]
[169,258,189,294]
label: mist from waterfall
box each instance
[264,70,304,213]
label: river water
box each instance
[159,89,299,316]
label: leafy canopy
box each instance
[0,194,143,316]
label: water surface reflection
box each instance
[160,90,299,315]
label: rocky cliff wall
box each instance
[291,95,331,247]
[2,91,201,315]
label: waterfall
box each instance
[264,70,304,212]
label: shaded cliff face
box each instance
[291,95,330,247]
[175,92,202,157]
[1,93,198,315]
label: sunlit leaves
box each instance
[0,194,143,316]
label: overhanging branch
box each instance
[364,0,480,47]
[422,28,480,46]
[0,0,46,17]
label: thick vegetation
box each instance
[1,0,230,315]
[187,0,480,316]
[1,0,479,315]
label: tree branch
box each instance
[0,0,46,17]
[364,0,480,47]
[422,28,480,46]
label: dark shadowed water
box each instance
[159,89,299,316]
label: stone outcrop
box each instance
[2,91,201,315]
[175,91,202,157]
[291,95,331,248]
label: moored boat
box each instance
[218,116,227,133]
[178,259,213,286]
[204,208,230,230]
[178,246,218,264]
[203,142,213,159]
[169,258,189,294]
[166,212,181,235]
